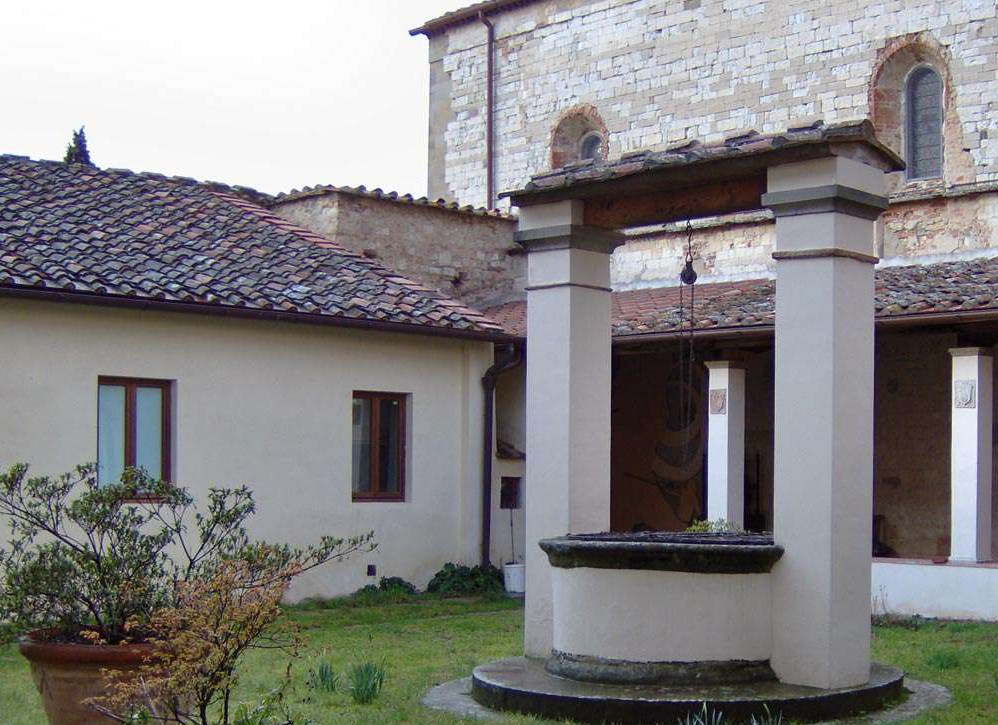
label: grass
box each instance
[1,602,997,724]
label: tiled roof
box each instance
[503,121,904,204]
[409,0,540,36]
[270,183,514,220]
[0,155,508,339]
[485,257,998,339]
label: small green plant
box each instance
[306,660,339,693]
[872,612,926,630]
[231,688,314,725]
[345,576,417,606]
[348,661,386,704]
[749,705,783,725]
[686,518,742,534]
[377,576,417,595]
[926,649,961,670]
[426,562,503,596]
[677,703,725,725]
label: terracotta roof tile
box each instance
[270,183,514,220]
[485,256,998,339]
[503,121,904,203]
[409,0,540,37]
[0,156,507,339]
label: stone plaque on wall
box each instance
[709,389,727,415]
[954,379,977,409]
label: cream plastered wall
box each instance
[490,458,526,566]
[550,567,773,662]
[0,299,493,600]
[872,559,998,620]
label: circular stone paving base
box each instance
[423,674,950,724]
[470,657,908,724]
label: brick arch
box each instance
[869,33,973,186]
[550,105,609,169]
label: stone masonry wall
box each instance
[426,0,998,209]
[611,189,998,288]
[272,192,522,308]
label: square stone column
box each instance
[763,156,888,689]
[515,200,623,657]
[949,347,994,562]
[705,361,745,527]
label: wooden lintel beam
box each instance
[582,175,767,229]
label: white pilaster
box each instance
[516,200,622,657]
[949,347,994,563]
[763,156,888,689]
[705,361,745,527]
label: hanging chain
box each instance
[678,221,698,487]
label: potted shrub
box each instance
[0,463,373,725]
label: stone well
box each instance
[471,531,905,724]
[467,125,915,724]
[541,532,783,685]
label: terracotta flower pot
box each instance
[18,629,153,725]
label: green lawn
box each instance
[1,599,996,724]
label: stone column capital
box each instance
[949,347,994,358]
[761,184,889,221]
[704,360,745,371]
[514,224,625,254]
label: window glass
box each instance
[135,386,163,479]
[97,384,126,485]
[378,398,401,494]
[580,133,603,162]
[907,67,943,179]
[352,397,372,493]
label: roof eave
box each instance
[409,0,539,37]
[0,285,515,344]
[502,121,905,209]
[609,306,998,345]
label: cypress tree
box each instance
[63,127,94,166]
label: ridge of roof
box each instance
[0,154,509,340]
[0,153,275,206]
[269,183,515,220]
[410,0,541,37]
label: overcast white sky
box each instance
[1,1,471,195]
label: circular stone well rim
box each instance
[539,531,784,573]
[471,657,907,725]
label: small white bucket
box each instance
[503,563,525,594]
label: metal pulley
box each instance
[680,257,698,286]
[680,221,697,286]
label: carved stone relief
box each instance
[954,379,977,409]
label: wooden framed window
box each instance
[351,391,406,501]
[97,377,172,486]
[906,66,943,180]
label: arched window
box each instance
[906,66,943,179]
[551,106,607,168]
